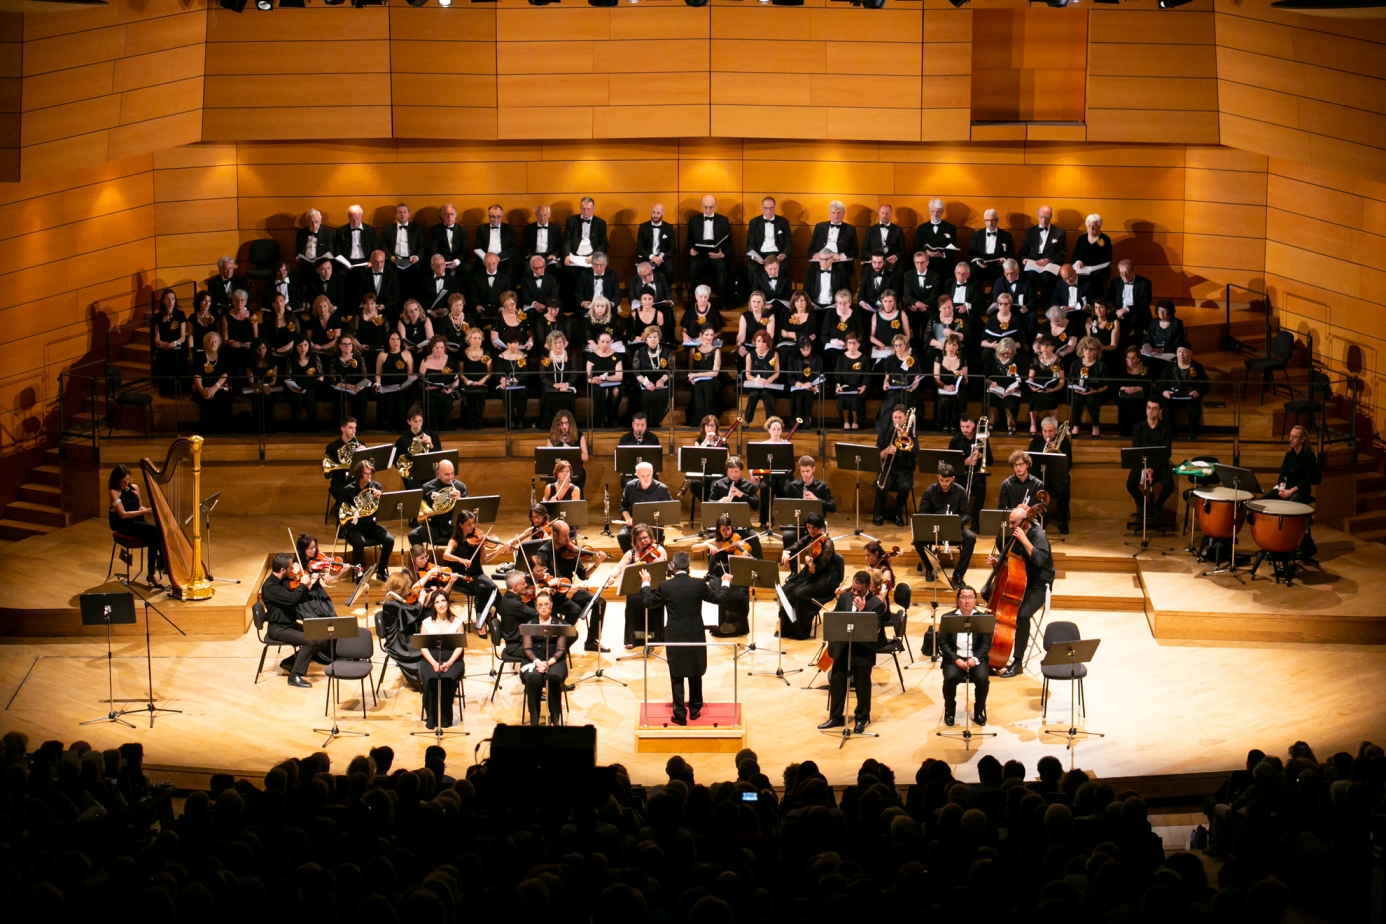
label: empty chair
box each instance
[1040,620,1087,722]
[1244,330,1294,405]
[323,626,375,720]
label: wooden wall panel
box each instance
[971,8,1087,124]
[1087,3,1219,145]
[0,14,19,183]
[921,0,970,141]
[388,7,498,142]
[16,0,203,182]
[1215,0,1386,183]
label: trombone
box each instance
[875,408,916,490]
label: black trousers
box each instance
[637,387,669,428]
[1115,393,1146,437]
[1127,466,1174,515]
[744,387,776,424]
[522,660,568,725]
[421,658,463,728]
[671,673,703,721]
[942,661,989,711]
[828,658,873,722]
[113,519,165,577]
[1163,396,1203,437]
[789,387,817,425]
[266,624,332,676]
[689,254,732,304]
[1009,582,1048,668]
[914,526,976,582]
[343,521,394,575]
[558,590,604,648]
[781,579,829,640]
[1069,391,1106,429]
[874,467,913,519]
[624,595,664,647]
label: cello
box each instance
[984,491,1049,671]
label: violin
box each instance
[705,529,767,558]
[559,541,604,561]
[638,543,664,565]
[404,565,457,604]
[799,532,828,574]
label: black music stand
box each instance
[79,592,138,729]
[978,509,1010,538]
[616,565,667,662]
[1040,638,1103,750]
[518,623,579,725]
[678,446,728,526]
[700,501,754,530]
[535,446,584,498]
[1121,445,1172,557]
[834,442,880,537]
[632,499,681,542]
[355,443,397,474]
[746,442,793,525]
[542,499,589,529]
[614,445,664,482]
[773,498,823,550]
[1029,451,1068,533]
[911,513,965,654]
[411,632,471,742]
[917,448,966,477]
[410,449,460,482]
[455,494,501,528]
[115,577,186,727]
[725,555,793,682]
[306,616,369,747]
[819,612,879,748]
[934,612,997,750]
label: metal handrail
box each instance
[1224,281,1273,355]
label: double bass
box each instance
[984,491,1049,671]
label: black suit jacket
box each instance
[261,575,309,629]
[521,222,564,262]
[294,226,334,263]
[472,223,516,265]
[635,221,677,265]
[518,272,559,310]
[828,591,885,666]
[497,591,537,657]
[914,221,959,261]
[421,272,462,313]
[808,221,859,261]
[902,269,942,311]
[429,222,469,269]
[804,264,849,307]
[863,223,908,263]
[943,277,983,314]
[468,268,511,314]
[641,572,724,677]
[301,273,344,311]
[578,267,622,307]
[1051,277,1086,310]
[687,213,732,257]
[1019,225,1067,265]
[382,222,424,265]
[969,228,1016,267]
[746,215,792,260]
[857,265,903,310]
[1107,275,1152,317]
[333,223,378,264]
[349,265,401,315]
[563,215,609,259]
[939,609,992,665]
[991,273,1033,308]
[628,273,674,309]
[206,273,250,309]
[750,270,793,307]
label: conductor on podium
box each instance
[641,552,731,726]
[817,570,884,736]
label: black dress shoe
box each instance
[670,715,687,726]
[999,662,1022,678]
[973,708,987,726]
[287,675,311,689]
[852,718,868,734]
[893,515,906,527]
[924,569,936,582]
[872,515,884,526]
[916,561,924,572]
[279,655,295,673]
[943,710,955,727]
[690,708,702,720]
[817,717,845,729]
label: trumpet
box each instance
[875,408,916,490]
[395,432,429,481]
[322,439,362,474]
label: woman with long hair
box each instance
[545,409,589,494]
[152,288,188,396]
[417,589,465,729]
[108,464,164,588]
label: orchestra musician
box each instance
[692,512,761,637]
[949,413,994,518]
[752,416,793,529]
[441,510,504,628]
[985,505,1053,678]
[107,464,165,589]
[403,543,459,598]
[1263,425,1322,561]
[707,455,760,514]
[380,572,423,685]
[780,456,837,567]
[997,450,1046,513]
[617,523,667,650]
[1127,398,1175,524]
[323,417,360,495]
[816,569,884,736]
[545,410,590,495]
[874,404,916,527]
[409,459,465,548]
[940,585,990,726]
[510,503,553,573]
[531,519,609,652]
[780,512,836,641]
[640,551,731,725]
[417,589,465,729]
[861,542,897,644]
[333,459,393,582]
[915,462,976,590]
[520,591,569,727]
[618,461,673,554]
[260,552,334,689]
[543,459,582,502]
[393,407,439,493]
[496,572,537,660]
[1027,417,1072,535]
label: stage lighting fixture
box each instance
[407,0,428,6]
[948,0,969,7]
[255,0,272,8]
[589,0,618,6]
[280,0,305,6]
[772,0,804,6]
[1046,0,1070,6]
[685,0,709,7]
[323,0,346,5]
[1158,0,1193,6]
[438,0,452,5]
[861,0,886,8]
[219,0,247,10]
[351,0,385,6]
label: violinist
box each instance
[334,459,393,582]
[532,519,608,652]
[874,404,916,527]
[940,585,990,727]
[862,541,897,598]
[497,571,537,660]
[616,523,666,650]
[985,505,1053,678]
[393,407,440,493]
[618,461,673,554]
[816,569,883,736]
[292,532,356,609]
[692,512,759,637]
[543,459,581,502]
[510,504,553,570]
[521,591,569,727]
[380,572,423,686]
[707,456,759,513]
[1026,416,1072,535]
[403,543,459,598]
[441,510,504,625]
[780,512,835,641]
[418,589,466,730]
[410,459,466,548]
[260,552,333,689]
[915,462,976,590]
[780,456,837,565]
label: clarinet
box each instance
[602,484,613,536]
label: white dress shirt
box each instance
[350,228,364,260]
[488,226,502,254]
[1122,282,1135,307]
[985,231,996,255]
[762,222,778,252]
[395,225,410,258]
[577,220,593,256]
[703,217,715,240]
[304,235,317,259]
[536,226,549,253]
[826,225,841,252]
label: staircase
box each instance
[0,449,68,541]
[1344,467,1386,546]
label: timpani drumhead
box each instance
[1193,487,1254,503]
[1245,500,1315,516]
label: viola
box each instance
[802,533,828,574]
[638,543,664,565]
[985,491,1049,671]
[404,565,457,604]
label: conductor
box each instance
[640,551,732,726]
[816,569,884,736]
[940,585,990,727]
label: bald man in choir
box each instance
[473,203,516,270]
[627,261,674,311]
[522,204,564,271]
[296,210,333,266]
[519,254,560,313]
[746,196,792,267]
[636,203,677,285]
[809,200,860,275]
[1019,204,1066,303]
[334,204,377,268]
[914,199,958,267]
[429,203,468,274]
[207,256,249,311]
[970,209,1015,287]
[1107,259,1153,335]
[688,195,734,306]
[864,204,907,268]
[350,251,401,318]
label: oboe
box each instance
[602,484,612,536]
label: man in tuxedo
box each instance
[579,251,621,311]
[333,204,377,268]
[902,251,941,318]
[627,261,673,311]
[1107,259,1153,335]
[518,254,559,313]
[746,196,791,267]
[563,197,608,310]
[639,551,729,725]
[422,254,460,316]
[914,199,958,267]
[635,203,676,286]
[261,553,333,689]
[384,203,423,303]
[687,195,734,305]
[302,258,344,312]
[864,203,907,267]
[429,203,468,274]
[473,203,516,270]
[295,210,333,266]
[804,250,843,310]
[857,252,900,313]
[351,251,401,318]
[946,262,982,321]
[940,585,991,726]
[751,257,792,309]
[808,200,859,269]
[990,259,1033,318]
[1051,264,1086,315]
[1019,205,1066,305]
[816,569,884,736]
[969,209,1015,288]
[207,256,249,310]
[469,252,510,316]
[522,204,563,269]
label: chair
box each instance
[244,239,281,283]
[106,365,153,436]
[323,626,376,720]
[251,601,286,684]
[1244,330,1295,405]
[1039,621,1086,722]
[106,532,147,583]
[893,581,914,662]
[487,615,529,703]
[1282,370,1330,438]
[373,608,422,697]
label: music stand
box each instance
[773,498,823,551]
[834,442,880,537]
[616,565,667,662]
[678,446,728,526]
[727,556,790,679]
[354,443,397,474]
[632,500,681,541]
[911,513,965,652]
[409,633,471,741]
[410,449,460,483]
[1121,446,1172,557]
[184,492,239,585]
[455,493,501,529]
[79,592,138,729]
[517,623,579,725]
[701,501,754,530]
[542,499,589,529]
[978,509,1010,538]
[535,446,584,496]
[819,612,879,748]
[934,613,997,750]
[614,445,664,481]
[917,448,966,478]
[572,579,627,689]
[306,616,369,747]
[747,442,794,525]
[1040,638,1103,750]
[1029,451,1068,532]
[114,577,186,727]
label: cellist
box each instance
[984,504,1054,678]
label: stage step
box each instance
[1051,569,1147,613]
[17,483,61,505]
[4,500,69,528]
[1357,491,1386,514]
[0,518,56,541]
[1343,509,1386,536]
[31,464,62,487]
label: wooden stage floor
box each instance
[3,512,1385,788]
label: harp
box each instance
[140,435,215,601]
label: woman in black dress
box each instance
[539,330,579,429]
[108,464,164,588]
[189,291,217,367]
[1038,305,1079,367]
[778,291,818,360]
[980,293,1024,356]
[542,460,582,502]
[742,329,780,425]
[283,337,322,432]
[219,290,258,377]
[417,589,466,729]
[1070,213,1114,303]
[1142,299,1185,379]
[489,292,533,355]
[397,299,434,363]
[933,333,967,433]
[433,293,472,360]
[521,591,569,727]
[1086,298,1122,356]
[834,332,868,430]
[985,337,1026,435]
[533,297,574,357]
[870,291,911,358]
[1114,344,1154,437]
[586,331,623,429]
[303,296,340,358]
[458,327,493,430]
[583,296,621,354]
[496,339,529,430]
[1026,335,1066,435]
[192,331,233,434]
[685,325,724,426]
[417,335,459,430]
[630,325,671,428]
[245,339,281,433]
[352,296,390,373]
[787,338,822,427]
[261,292,299,363]
[329,334,372,425]
[736,290,776,359]
[628,292,669,352]
[151,288,188,396]
[374,331,415,431]
[681,286,723,346]
[1068,336,1109,437]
